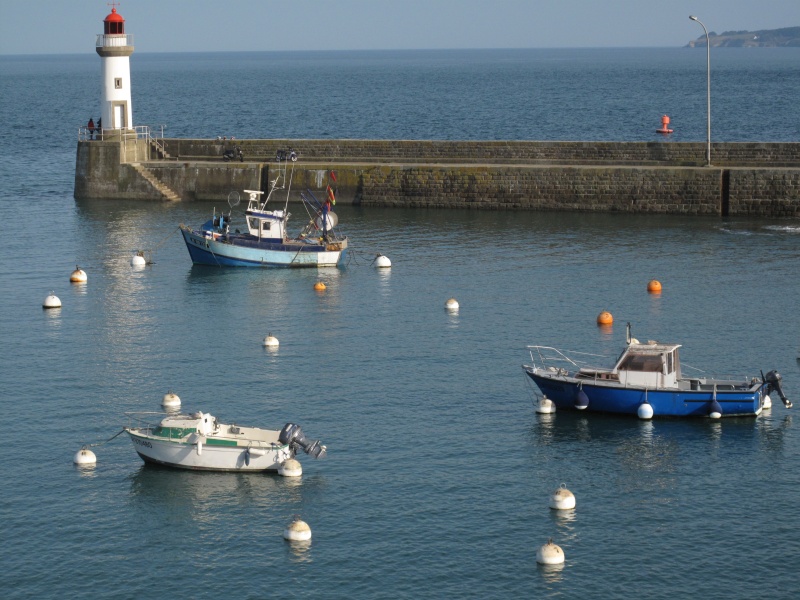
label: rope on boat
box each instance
[206,239,222,267]
[289,245,305,264]
[82,428,127,449]
[154,226,181,253]
[523,373,544,407]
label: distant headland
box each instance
[686,26,800,47]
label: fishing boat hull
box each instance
[126,428,294,471]
[524,367,765,418]
[180,226,347,268]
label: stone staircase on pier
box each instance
[130,163,181,201]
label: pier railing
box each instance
[78,124,168,159]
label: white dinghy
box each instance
[125,411,326,472]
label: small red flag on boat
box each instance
[329,171,337,182]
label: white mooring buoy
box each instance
[43,292,62,309]
[536,539,565,565]
[73,446,97,466]
[283,518,312,542]
[549,484,576,510]
[162,391,181,409]
[263,333,280,348]
[279,458,303,477]
[536,397,556,414]
[637,401,654,420]
[374,254,392,268]
[445,298,459,311]
[131,252,146,267]
[70,266,87,283]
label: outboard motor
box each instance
[279,423,327,458]
[765,370,792,408]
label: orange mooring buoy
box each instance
[656,115,673,134]
[647,279,662,293]
[597,311,613,325]
[313,281,326,291]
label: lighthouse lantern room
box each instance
[96,4,134,131]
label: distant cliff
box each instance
[686,26,800,47]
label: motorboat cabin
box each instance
[244,189,287,242]
[576,342,682,389]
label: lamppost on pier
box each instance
[689,15,712,167]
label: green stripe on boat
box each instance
[205,439,239,447]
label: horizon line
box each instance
[4,45,788,58]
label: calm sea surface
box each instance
[1,49,799,598]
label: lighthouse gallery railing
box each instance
[96,34,134,47]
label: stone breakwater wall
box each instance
[353,165,800,216]
[75,139,800,217]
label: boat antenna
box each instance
[283,159,295,213]
[262,156,284,210]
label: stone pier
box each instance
[74,138,800,217]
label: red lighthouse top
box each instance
[103,5,125,35]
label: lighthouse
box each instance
[96,4,134,131]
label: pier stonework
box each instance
[74,139,800,217]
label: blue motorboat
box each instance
[523,325,791,419]
[180,157,347,268]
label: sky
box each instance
[0,0,798,55]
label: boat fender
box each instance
[708,399,723,419]
[637,401,654,420]
[196,439,203,456]
[574,388,589,410]
[244,449,250,466]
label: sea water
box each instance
[1,49,799,598]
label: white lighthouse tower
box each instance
[96,4,134,131]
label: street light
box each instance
[689,15,712,166]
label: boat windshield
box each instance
[617,353,664,373]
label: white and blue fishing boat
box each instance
[180,158,347,267]
[523,324,791,419]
